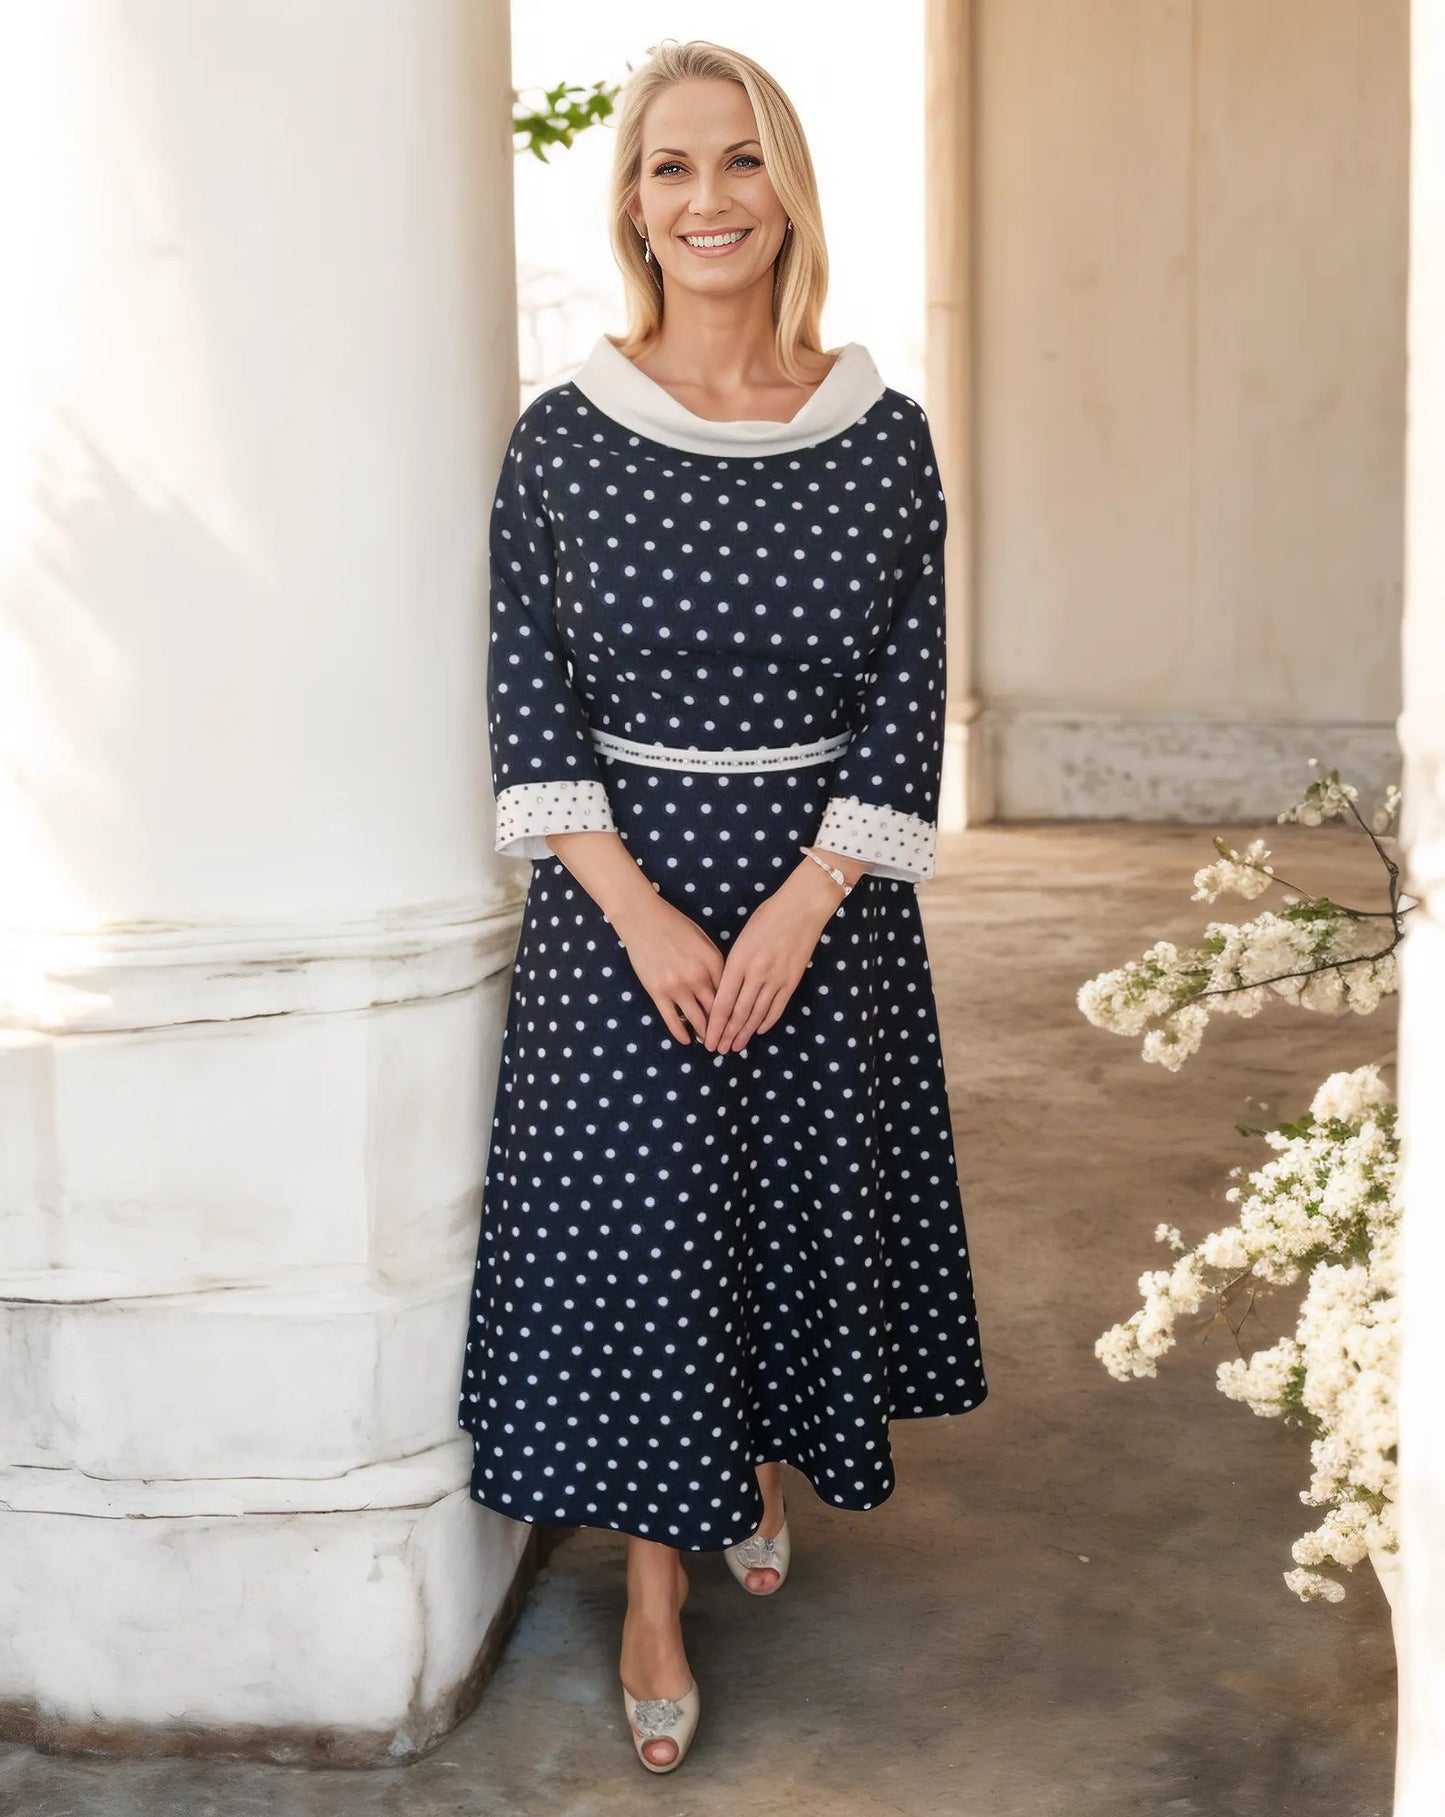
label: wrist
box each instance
[801,844,868,888]
[790,851,851,919]
[597,870,663,944]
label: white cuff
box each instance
[494,779,616,860]
[814,794,936,884]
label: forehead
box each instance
[641,78,759,152]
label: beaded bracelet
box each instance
[799,844,855,901]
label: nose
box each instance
[687,169,732,219]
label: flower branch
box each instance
[1083,762,1404,1603]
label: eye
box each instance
[650,154,764,178]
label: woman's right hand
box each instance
[542,829,725,1045]
[610,892,726,1045]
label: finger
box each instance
[754,982,795,1035]
[689,966,720,1018]
[704,969,743,1047]
[719,976,771,1052]
[724,1007,766,1054]
[677,990,712,1039]
[651,992,692,1044]
[725,988,773,1053]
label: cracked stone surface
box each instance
[0,822,1397,1816]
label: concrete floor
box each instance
[1,822,1398,1816]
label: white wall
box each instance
[971,0,1409,819]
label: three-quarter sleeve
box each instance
[486,411,618,860]
[812,412,948,884]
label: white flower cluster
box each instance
[1079,765,1407,1070]
[1077,911,1397,1071]
[1282,1564,1346,1603]
[1094,1247,1210,1381]
[1277,764,1359,826]
[1210,1064,1396,1287]
[1371,783,1402,836]
[1276,760,1400,836]
[1310,1063,1394,1125]
[1095,1065,1400,1602]
[1191,837,1276,903]
[1283,1215,1400,1597]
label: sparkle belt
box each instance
[588,726,851,774]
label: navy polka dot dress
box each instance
[457,334,988,1552]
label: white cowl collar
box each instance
[568,333,888,458]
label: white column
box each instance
[0,0,530,1760]
[1395,3,1445,1810]
[924,0,989,832]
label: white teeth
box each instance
[682,229,748,248]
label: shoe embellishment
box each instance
[630,1696,685,1736]
[729,1533,780,1570]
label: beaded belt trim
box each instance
[588,726,851,773]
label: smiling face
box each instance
[628,78,790,298]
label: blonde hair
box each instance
[606,39,834,382]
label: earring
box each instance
[641,232,652,265]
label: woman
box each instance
[457,38,988,1775]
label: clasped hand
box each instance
[614,863,848,1052]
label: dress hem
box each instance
[459,1380,988,1554]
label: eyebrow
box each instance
[646,138,762,159]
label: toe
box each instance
[642,1736,678,1767]
[746,1565,780,1593]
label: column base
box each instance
[0,1442,536,1765]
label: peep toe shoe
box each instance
[621,1677,700,1774]
[724,1502,791,1595]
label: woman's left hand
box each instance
[703,861,852,1052]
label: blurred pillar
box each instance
[925,0,989,836]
